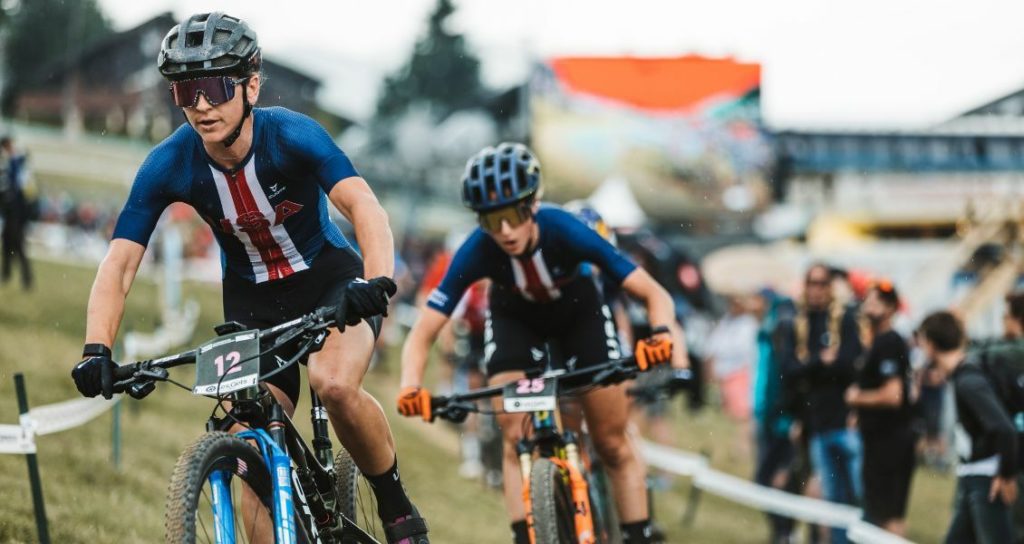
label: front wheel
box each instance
[333,448,384,542]
[165,431,276,544]
[530,458,578,544]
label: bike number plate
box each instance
[193,330,261,397]
[503,377,557,413]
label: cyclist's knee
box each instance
[496,414,526,449]
[310,378,361,410]
[591,431,635,469]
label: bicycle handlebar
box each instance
[109,304,341,395]
[429,356,644,423]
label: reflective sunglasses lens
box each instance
[170,77,235,107]
[479,207,525,232]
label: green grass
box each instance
[0,259,955,543]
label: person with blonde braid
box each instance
[775,263,864,544]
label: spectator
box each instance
[706,293,758,459]
[776,263,864,544]
[918,311,1017,544]
[1004,291,1024,341]
[994,291,1024,544]
[846,281,916,536]
[0,135,32,290]
[753,290,798,543]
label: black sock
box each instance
[621,519,654,543]
[364,457,414,522]
[510,520,530,544]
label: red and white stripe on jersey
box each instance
[510,250,562,302]
[210,156,308,283]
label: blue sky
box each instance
[98,0,1024,128]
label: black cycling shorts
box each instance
[222,243,381,406]
[483,278,621,377]
[861,427,917,523]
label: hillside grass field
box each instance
[0,259,955,543]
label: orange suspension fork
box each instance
[521,450,538,544]
[559,442,597,544]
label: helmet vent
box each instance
[185,31,204,47]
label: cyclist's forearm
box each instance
[400,308,450,388]
[351,198,394,279]
[84,256,136,348]
[621,269,688,368]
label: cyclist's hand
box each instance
[635,329,673,371]
[334,277,398,330]
[396,386,431,422]
[72,355,118,399]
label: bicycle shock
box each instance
[310,391,334,469]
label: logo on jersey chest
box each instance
[218,200,303,234]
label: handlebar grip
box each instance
[112,362,140,382]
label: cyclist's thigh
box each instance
[307,319,376,388]
[489,370,530,442]
[482,311,547,378]
[580,385,632,440]
[221,302,302,407]
[559,285,621,371]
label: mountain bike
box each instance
[111,306,385,544]
[428,356,691,544]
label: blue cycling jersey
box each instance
[112,107,357,283]
[427,205,637,315]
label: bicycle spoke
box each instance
[198,486,213,543]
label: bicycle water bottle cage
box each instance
[214,321,249,336]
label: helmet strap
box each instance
[222,84,252,148]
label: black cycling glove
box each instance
[334,276,398,331]
[72,345,118,399]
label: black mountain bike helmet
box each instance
[158,12,261,147]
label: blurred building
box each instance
[12,12,348,141]
[774,89,1024,237]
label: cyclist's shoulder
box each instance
[258,107,343,161]
[136,124,199,187]
[259,107,325,140]
[452,228,497,261]
[535,202,575,223]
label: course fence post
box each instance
[14,373,51,544]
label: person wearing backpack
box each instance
[845,281,915,536]
[919,310,1018,544]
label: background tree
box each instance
[374,0,487,125]
[2,0,112,114]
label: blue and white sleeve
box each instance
[426,233,489,316]
[111,145,182,246]
[277,109,359,193]
[553,210,637,285]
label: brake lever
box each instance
[137,367,170,381]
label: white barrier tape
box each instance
[640,440,708,476]
[640,440,914,543]
[0,423,35,454]
[694,467,861,528]
[0,395,119,455]
[30,396,120,436]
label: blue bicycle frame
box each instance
[207,429,296,544]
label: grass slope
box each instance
[0,260,955,543]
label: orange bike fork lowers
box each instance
[523,452,598,543]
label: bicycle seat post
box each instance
[309,388,333,469]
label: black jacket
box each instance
[952,361,1018,478]
[774,306,863,434]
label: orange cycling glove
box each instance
[635,333,673,371]
[397,386,432,422]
